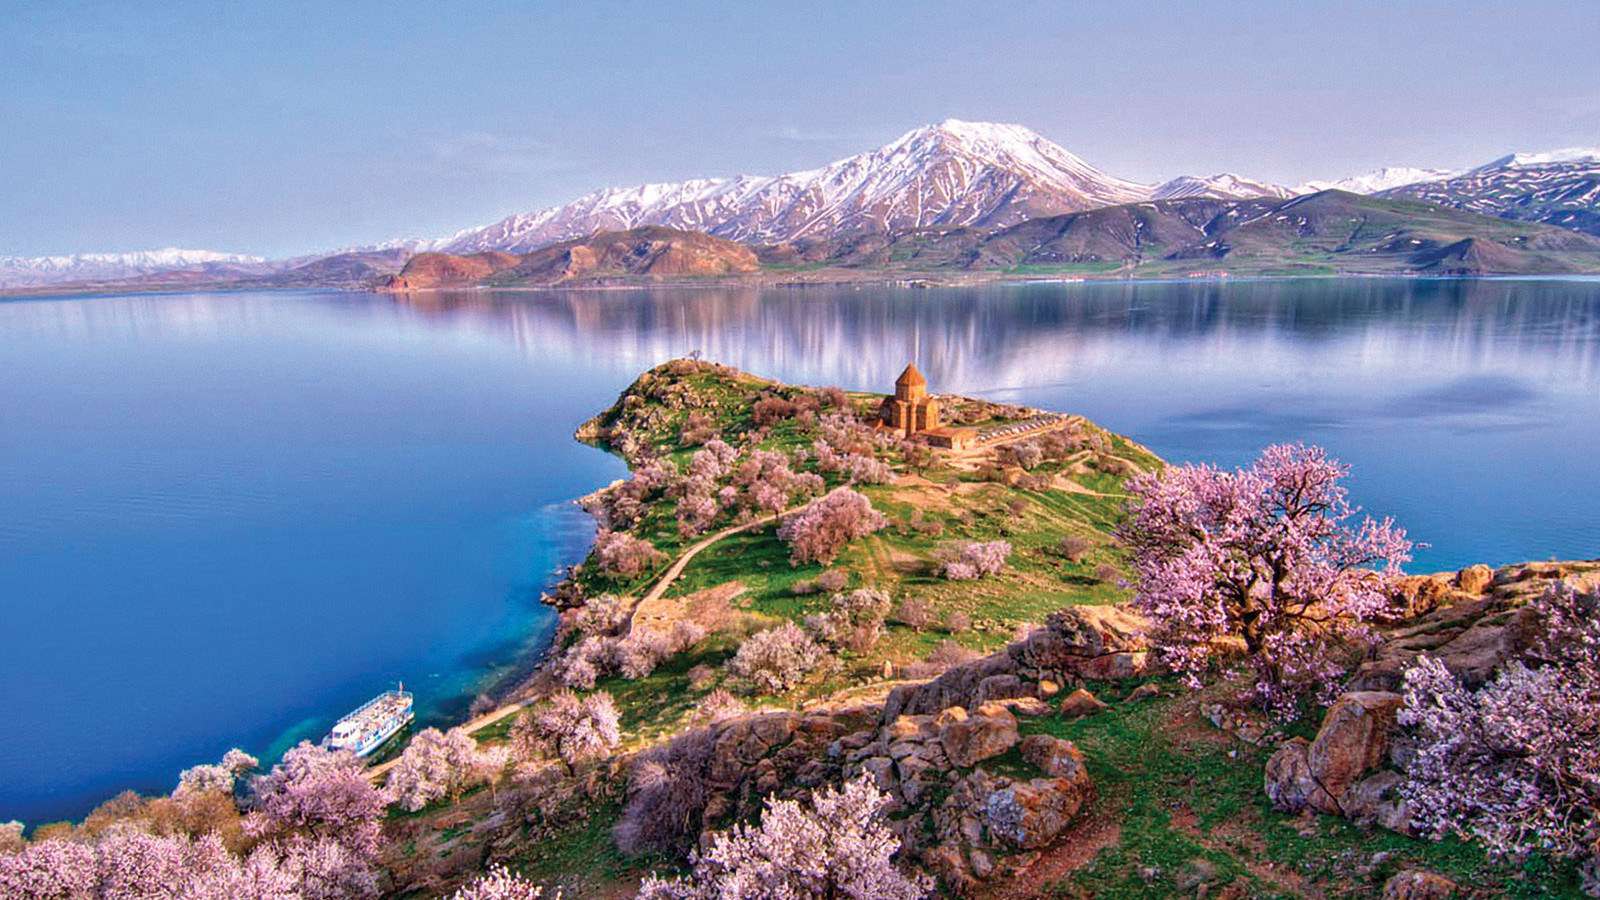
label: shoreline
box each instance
[6,270,1600,303]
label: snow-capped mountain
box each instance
[1293,166,1457,195]
[1151,173,1292,200]
[1381,150,1600,237]
[441,120,1153,253]
[0,248,270,288]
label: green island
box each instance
[376,359,1595,899]
[15,359,1596,900]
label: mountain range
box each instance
[7,121,1600,290]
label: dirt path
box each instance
[626,486,844,634]
[371,487,844,780]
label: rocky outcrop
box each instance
[1264,691,1409,828]
[938,704,1019,767]
[1262,561,1600,838]
[633,684,1093,893]
[884,606,1155,721]
[1362,560,1600,691]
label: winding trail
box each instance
[626,486,842,635]
[369,486,843,779]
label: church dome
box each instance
[895,363,927,388]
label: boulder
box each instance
[1306,692,1404,803]
[1175,858,1220,893]
[1343,770,1413,835]
[999,696,1052,717]
[1263,737,1329,813]
[977,673,1031,703]
[983,776,1090,849]
[1382,870,1458,900]
[1265,691,1406,819]
[1456,564,1493,595]
[1077,651,1154,681]
[1125,682,1163,702]
[1019,734,1087,780]
[1058,688,1108,719]
[941,704,1019,768]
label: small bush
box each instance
[894,596,938,632]
[727,623,826,694]
[1057,535,1093,562]
[937,540,1011,580]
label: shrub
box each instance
[1057,535,1093,562]
[936,540,1011,580]
[751,396,799,427]
[593,530,668,581]
[449,865,549,900]
[1399,584,1600,883]
[387,727,480,812]
[806,588,893,654]
[636,776,932,900]
[815,569,849,592]
[686,664,716,690]
[1093,562,1121,583]
[945,612,972,634]
[694,689,744,722]
[614,729,720,857]
[776,489,887,566]
[1119,443,1412,718]
[512,691,622,771]
[894,596,938,632]
[727,623,826,694]
[903,640,982,679]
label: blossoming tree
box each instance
[1120,443,1411,715]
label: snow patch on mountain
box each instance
[441,120,1155,253]
[1294,166,1458,195]
[0,248,273,288]
[1152,173,1292,200]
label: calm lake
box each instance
[2,277,1598,823]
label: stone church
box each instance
[878,363,976,449]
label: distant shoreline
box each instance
[7,270,1600,303]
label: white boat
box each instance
[326,686,414,758]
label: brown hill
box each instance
[380,227,758,290]
[381,251,522,290]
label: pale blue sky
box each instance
[4,0,1597,257]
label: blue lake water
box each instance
[2,278,1598,823]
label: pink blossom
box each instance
[1120,443,1411,717]
[637,776,932,900]
[776,489,887,565]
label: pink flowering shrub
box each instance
[776,489,887,565]
[175,747,258,798]
[1119,443,1411,718]
[0,827,380,900]
[1400,584,1600,889]
[936,540,1011,580]
[247,741,388,858]
[727,622,826,694]
[592,530,667,581]
[448,865,549,900]
[387,726,481,811]
[512,690,622,771]
[636,776,932,900]
[805,588,893,653]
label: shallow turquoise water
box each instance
[2,278,1597,823]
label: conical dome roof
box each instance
[895,363,927,388]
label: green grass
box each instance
[1021,685,1588,899]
